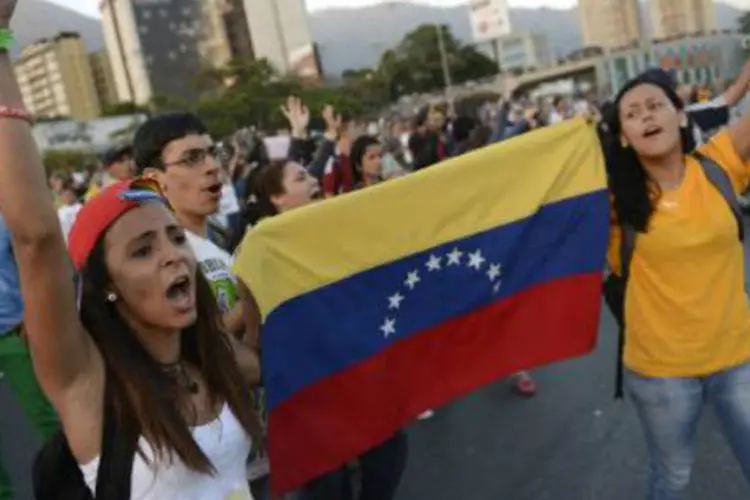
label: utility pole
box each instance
[435,22,453,99]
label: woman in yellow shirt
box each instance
[608,69,750,499]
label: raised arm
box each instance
[720,59,750,108]
[728,97,750,162]
[0,4,99,406]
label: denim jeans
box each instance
[626,361,750,500]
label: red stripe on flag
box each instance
[268,272,602,493]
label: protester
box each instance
[548,95,570,124]
[607,70,750,499]
[85,144,135,200]
[237,159,408,500]
[56,177,82,243]
[0,4,266,497]
[0,215,58,500]
[409,105,449,171]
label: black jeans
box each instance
[300,430,408,500]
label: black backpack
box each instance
[33,378,137,500]
[603,152,745,398]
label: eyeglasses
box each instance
[162,145,219,168]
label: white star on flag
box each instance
[388,292,405,310]
[426,254,442,272]
[493,280,502,295]
[447,248,463,266]
[487,263,502,282]
[468,250,486,270]
[405,270,421,290]
[380,318,396,338]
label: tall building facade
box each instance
[651,0,717,40]
[495,32,552,72]
[100,0,254,106]
[14,32,101,120]
[89,50,119,110]
[579,0,643,50]
[243,0,320,78]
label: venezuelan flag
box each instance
[234,117,609,493]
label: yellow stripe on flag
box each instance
[234,117,606,318]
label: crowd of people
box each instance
[2,0,750,497]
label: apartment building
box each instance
[100,0,254,105]
[651,0,717,39]
[579,0,643,50]
[14,32,101,120]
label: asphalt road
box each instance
[4,229,750,500]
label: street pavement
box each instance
[4,229,750,500]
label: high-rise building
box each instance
[89,50,119,110]
[651,0,717,39]
[100,0,254,106]
[579,0,643,50]
[14,32,101,120]
[243,0,321,79]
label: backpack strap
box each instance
[693,151,745,242]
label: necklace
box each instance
[159,360,199,394]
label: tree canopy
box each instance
[740,11,750,34]
[343,24,498,102]
[151,58,365,138]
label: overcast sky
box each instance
[46,0,745,19]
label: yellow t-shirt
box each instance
[608,130,750,378]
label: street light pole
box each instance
[435,22,453,98]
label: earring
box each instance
[106,292,117,303]
[620,139,629,148]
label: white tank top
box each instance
[79,404,254,500]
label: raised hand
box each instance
[322,104,342,140]
[280,96,310,139]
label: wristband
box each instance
[0,29,14,51]
[0,105,32,123]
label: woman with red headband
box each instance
[0,2,262,498]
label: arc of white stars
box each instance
[487,263,502,282]
[467,249,486,270]
[380,318,396,338]
[405,270,421,290]
[426,254,442,272]
[388,292,404,310]
[447,248,463,266]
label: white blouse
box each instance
[80,404,254,500]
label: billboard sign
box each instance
[469,0,511,42]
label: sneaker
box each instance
[513,372,537,397]
[417,409,435,420]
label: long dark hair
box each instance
[79,239,262,473]
[607,75,694,232]
[241,160,288,227]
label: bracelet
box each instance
[0,29,14,51]
[0,105,32,123]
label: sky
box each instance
[46,0,744,19]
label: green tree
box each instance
[376,24,498,97]
[101,101,149,117]
[42,149,96,175]
[740,11,750,34]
